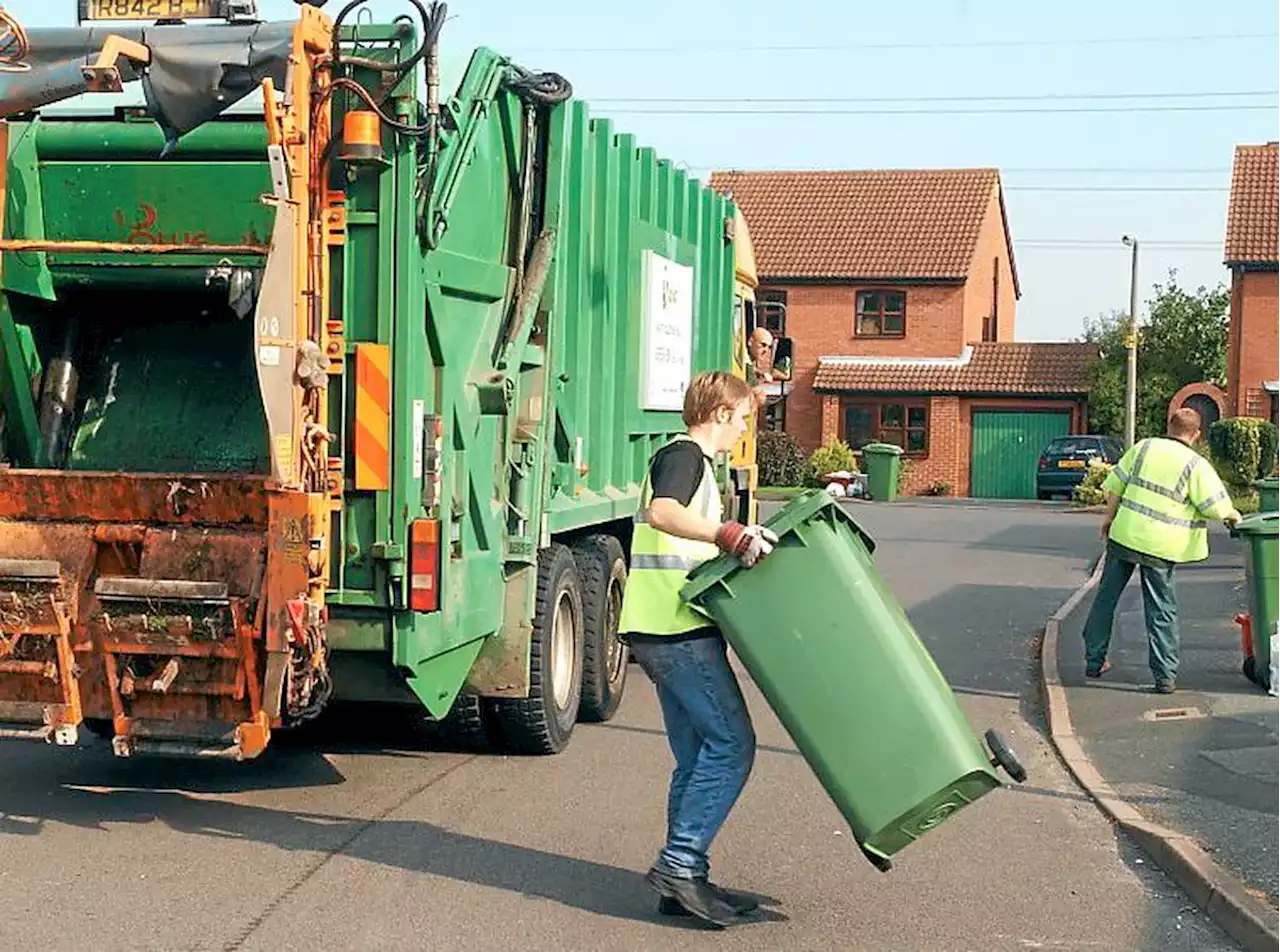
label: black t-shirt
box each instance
[648,440,709,506]
[624,440,720,645]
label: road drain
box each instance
[1142,706,1206,722]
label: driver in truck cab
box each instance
[746,326,790,408]
[618,370,779,928]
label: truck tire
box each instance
[572,534,628,723]
[490,543,584,754]
[435,693,496,751]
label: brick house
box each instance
[1223,142,1279,424]
[710,168,1094,498]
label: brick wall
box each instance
[1228,269,1279,418]
[962,191,1019,344]
[907,396,963,494]
[769,282,966,450]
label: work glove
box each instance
[715,521,779,568]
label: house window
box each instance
[757,288,787,335]
[855,291,906,337]
[842,399,929,455]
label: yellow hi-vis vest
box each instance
[1102,437,1234,563]
[617,436,723,636]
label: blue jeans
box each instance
[1082,550,1180,684]
[628,634,756,880]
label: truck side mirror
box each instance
[772,336,793,380]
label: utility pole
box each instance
[1122,235,1139,448]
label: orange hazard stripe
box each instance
[354,344,391,491]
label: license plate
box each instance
[80,0,224,21]
[1058,460,1086,469]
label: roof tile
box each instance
[814,342,1097,395]
[709,168,1000,280]
[1224,143,1278,265]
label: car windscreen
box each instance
[1044,438,1105,455]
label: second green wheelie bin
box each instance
[681,490,1025,870]
[1233,512,1278,693]
[1255,477,1279,513]
[862,443,904,501]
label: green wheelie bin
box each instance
[681,490,1025,871]
[1232,512,1278,693]
[1255,477,1279,513]
[861,443,904,501]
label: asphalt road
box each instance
[0,500,1242,952]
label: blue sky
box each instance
[9,0,1279,341]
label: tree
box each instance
[1079,271,1229,439]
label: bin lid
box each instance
[861,442,904,456]
[1254,476,1279,489]
[1234,512,1279,537]
[680,489,877,604]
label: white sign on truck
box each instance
[639,249,694,412]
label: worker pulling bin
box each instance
[682,490,1025,870]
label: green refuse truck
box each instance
[0,2,766,758]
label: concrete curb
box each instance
[1040,553,1280,952]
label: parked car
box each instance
[1036,434,1125,500]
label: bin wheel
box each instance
[857,840,893,873]
[984,728,1027,783]
[1242,656,1271,692]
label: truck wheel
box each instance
[491,543,584,754]
[573,534,628,723]
[435,693,496,751]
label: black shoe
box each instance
[1085,659,1112,678]
[1154,680,1176,694]
[658,880,760,917]
[645,869,746,927]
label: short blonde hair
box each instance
[683,371,753,427]
[1168,407,1202,440]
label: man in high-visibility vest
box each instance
[1083,408,1242,693]
[618,370,779,928]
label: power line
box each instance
[516,32,1277,54]
[1007,185,1228,192]
[981,167,1229,174]
[1018,243,1223,252]
[1019,239,1220,246]
[697,166,1232,175]
[605,104,1276,116]
[593,90,1278,105]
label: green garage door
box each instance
[970,410,1072,499]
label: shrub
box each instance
[1206,417,1279,489]
[1073,458,1113,506]
[804,439,859,487]
[757,431,806,488]
[896,456,913,495]
[1233,490,1261,516]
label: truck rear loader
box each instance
[0,0,766,759]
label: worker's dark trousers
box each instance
[1083,550,1180,685]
